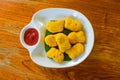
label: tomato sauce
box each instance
[24,28,39,46]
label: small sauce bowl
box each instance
[20,23,41,53]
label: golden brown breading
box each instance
[64,17,82,31]
[55,33,71,52]
[77,31,86,43]
[46,48,64,63]
[45,35,57,47]
[68,31,86,44]
[65,43,84,59]
[46,20,64,33]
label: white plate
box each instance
[20,8,94,68]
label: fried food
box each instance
[45,17,86,63]
[65,43,84,59]
[55,33,71,52]
[64,17,82,31]
[45,35,57,47]
[46,20,64,33]
[68,31,86,44]
[46,48,64,63]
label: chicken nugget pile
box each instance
[45,17,86,63]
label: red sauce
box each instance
[24,28,39,46]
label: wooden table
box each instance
[0,0,120,80]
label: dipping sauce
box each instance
[24,28,39,46]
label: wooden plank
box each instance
[0,0,120,80]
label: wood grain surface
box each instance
[0,0,120,80]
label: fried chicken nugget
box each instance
[55,33,71,52]
[64,17,82,31]
[68,31,86,44]
[45,35,57,47]
[65,43,84,59]
[46,20,64,33]
[46,48,64,63]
